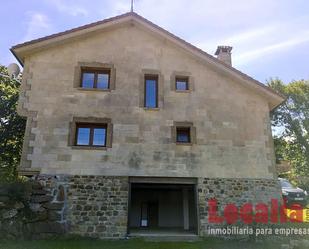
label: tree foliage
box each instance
[268,78,309,176]
[0,65,26,182]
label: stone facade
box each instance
[67,176,128,238]
[198,178,282,236]
[14,14,283,179]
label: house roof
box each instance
[11,11,285,110]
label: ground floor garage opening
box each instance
[128,177,198,236]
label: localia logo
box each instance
[208,198,304,224]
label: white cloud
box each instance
[22,12,53,42]
[110,1,131,15]
[195,25,280,60]
[44,0,88,16]
[222,25,278,45]
[192,12,309,67]
[135,0,278,28]
[129,0,289,58]
[234,31,309,65]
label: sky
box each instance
[1,0,309,84]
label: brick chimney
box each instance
[215,46,233,66]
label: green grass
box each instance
[0,237,292,249]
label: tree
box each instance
[0,65,26,182]
[268,78,309,176]
[273,136,287,164]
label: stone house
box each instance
[11,12,285,238]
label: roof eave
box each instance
[10,47,24,67]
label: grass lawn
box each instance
[1,222,307,249]
[0,237,293,249]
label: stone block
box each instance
[300,240,309,248]
[96,226,107,232]
[125,137,139,143]
[0,196,9,202]
[31,195,53,203]
[29,203,44,212]
[14,202,24,210]
[2,209,18,219]
[48,211,62,221]
[32,189,49,195]
[57,154,72,161]
[28,222,65,234]
[53,128,68,135]
[43,202,64,210]
[280,245,290,249]
[27,210,48,222]
[31,182,43,190]
[0,188,9,196]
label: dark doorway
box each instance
[148,202,159,227]
[128,182,197,235]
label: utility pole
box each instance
[131,0,134,12]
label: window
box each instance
[176,127,191,143]
[172,122,196,145]
[81,68,110,90]
[139,69,162,109]
[69,117,113,149]
[74,62,116,90]
[171,72,193,92]
[175,77,189,91]
[144,75,158,108]
[76,123,107,147]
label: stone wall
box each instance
[0,176,66,239]
[198,178,282,236]
[17,21,278,179]
[0,175,129,239]
[67,175,129,238]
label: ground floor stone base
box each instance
[1,175,282,239]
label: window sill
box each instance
[143,107,160,111]
[176,142,193,146]
[76,87,111,92]
[175,90,191,93]
[71,145,108,150]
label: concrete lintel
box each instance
[129,177,197,185]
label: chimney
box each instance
[215,46,233,66]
